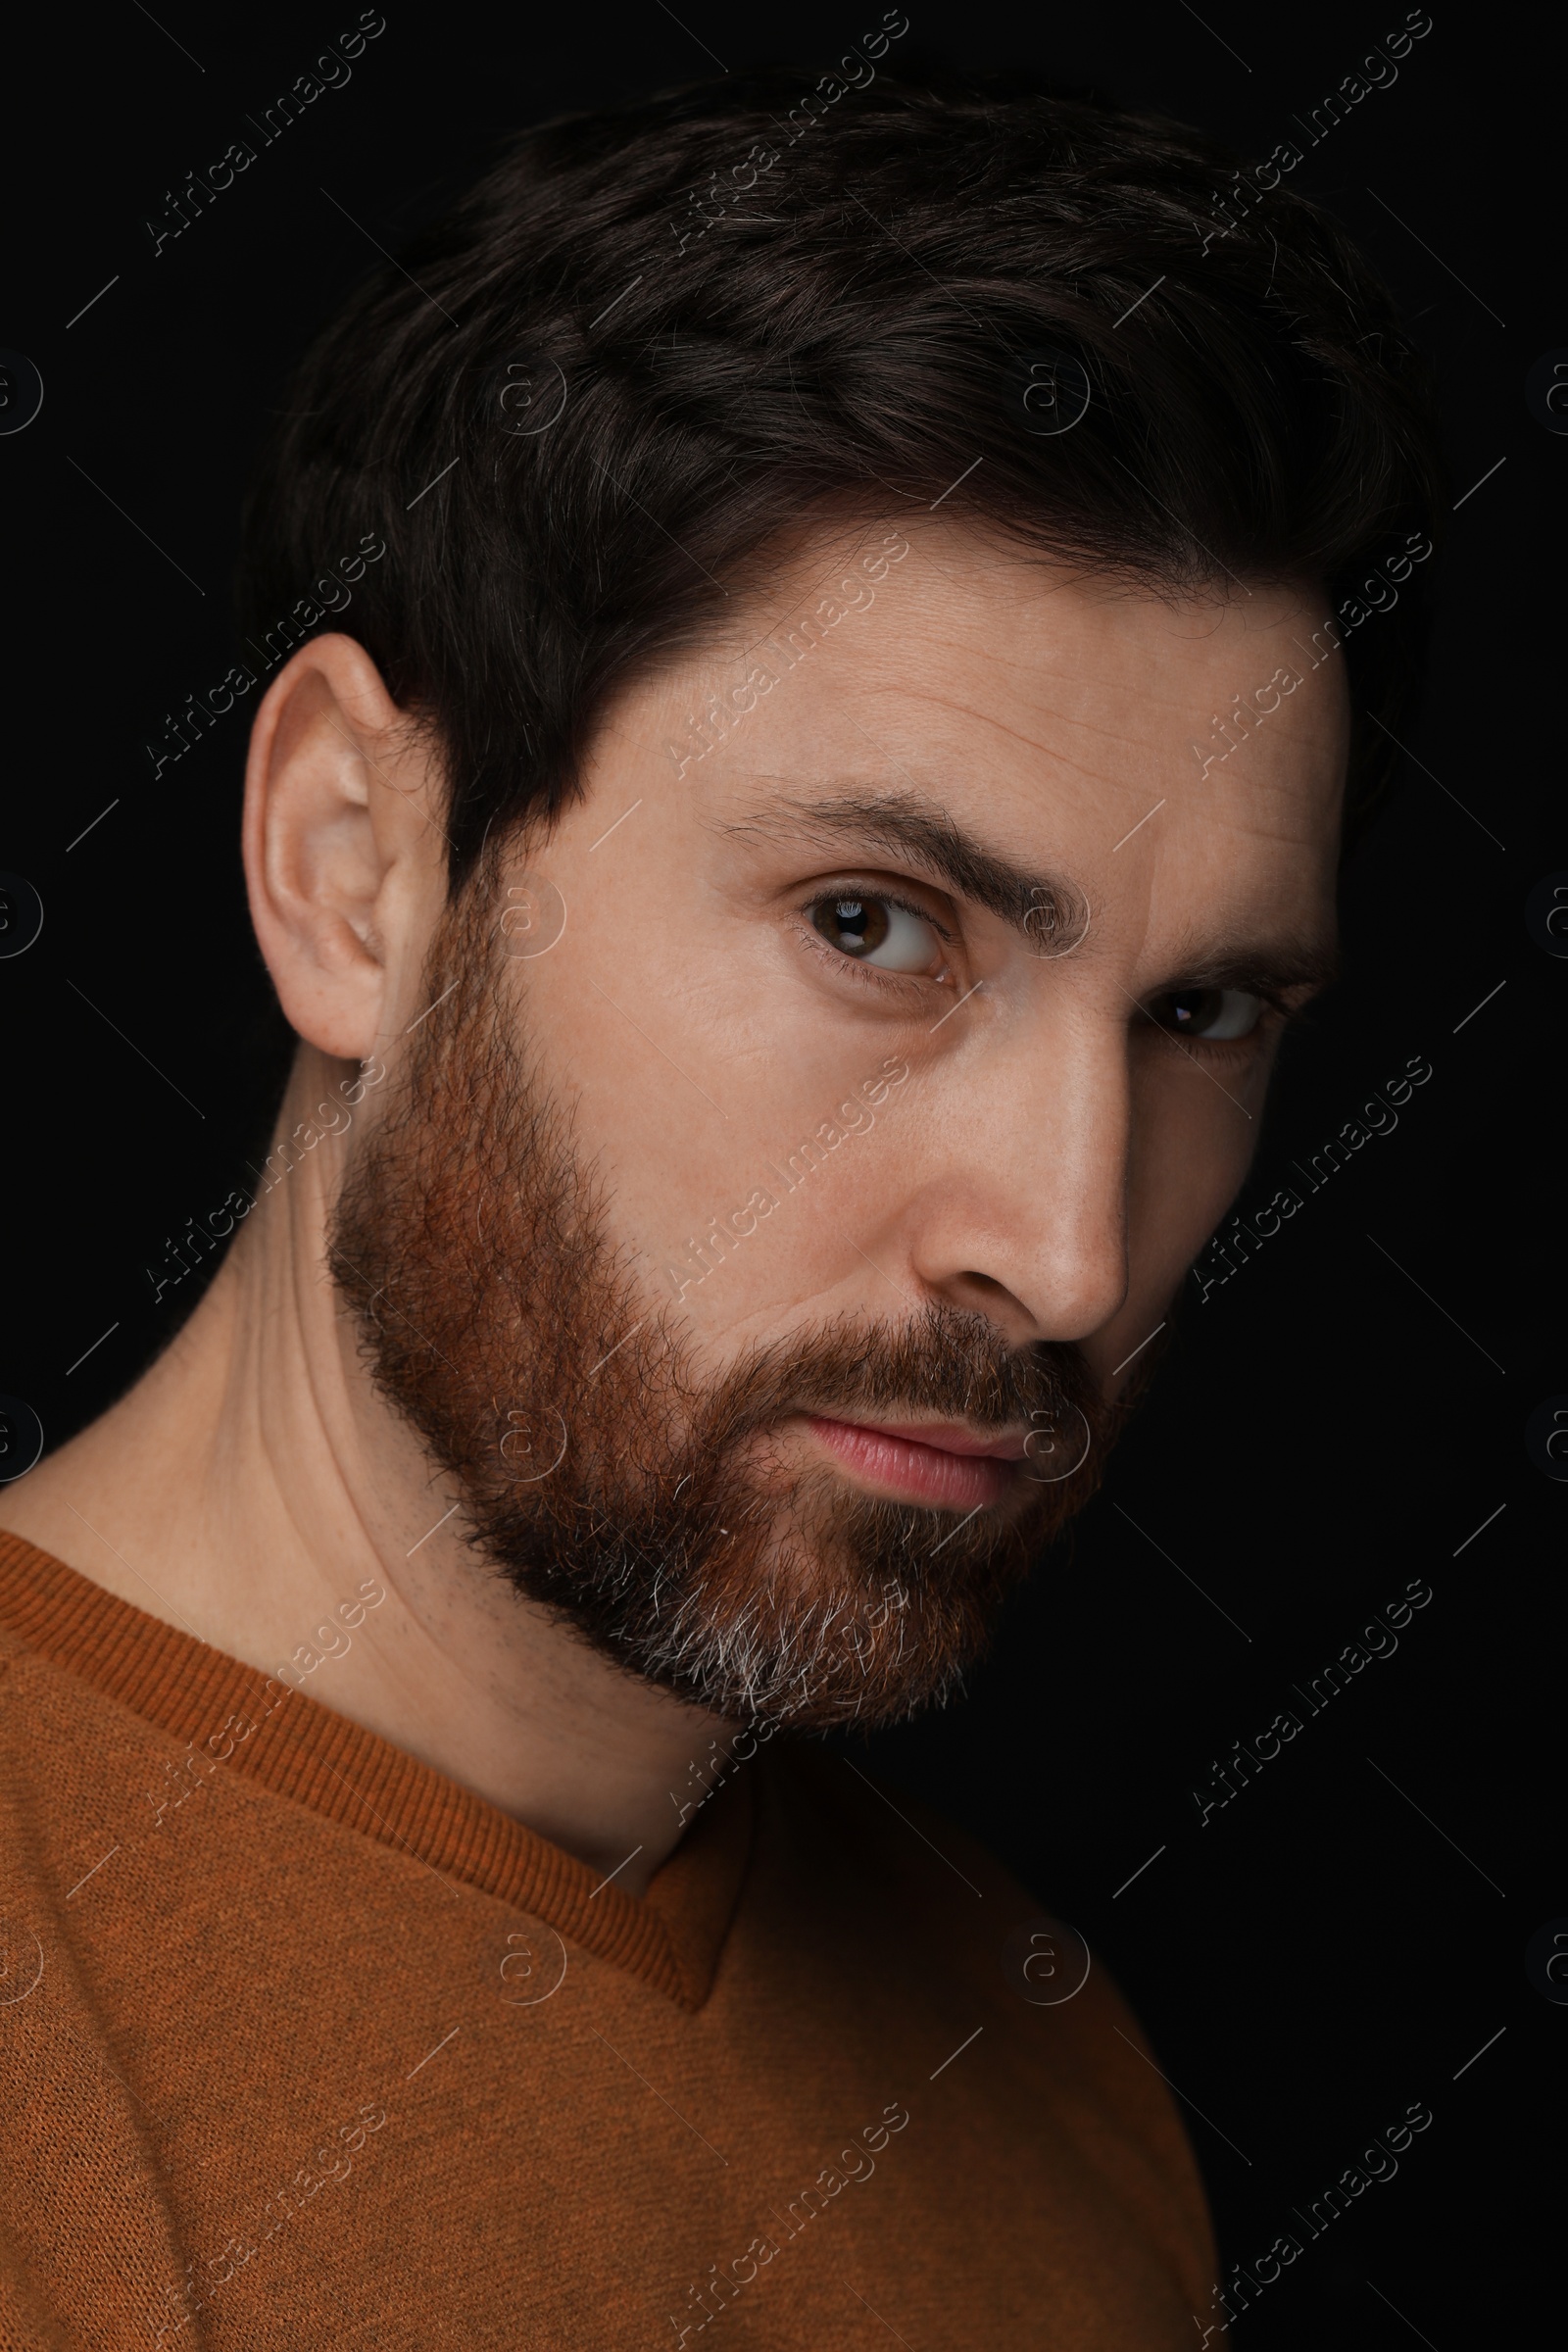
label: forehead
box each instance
[649,520,1348,948]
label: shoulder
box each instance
[752,1740,1216,2305]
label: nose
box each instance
[895,1008,1131,1348]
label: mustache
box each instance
[687,1300,1099,1457]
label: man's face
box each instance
[331,522,1347,1730]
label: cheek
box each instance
[1121,1046,1272,1300]
[514,936,903,1346]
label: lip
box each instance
[802,1414,1028,1511]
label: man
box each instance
[0,60,1438,2350]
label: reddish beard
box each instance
[328,891,1118,1729]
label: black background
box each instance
[1,0,1555,2343]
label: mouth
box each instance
[800,1414,1028,1511]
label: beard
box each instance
[327,882,1122,1732]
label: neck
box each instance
[0,1055,725,1892]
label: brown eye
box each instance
[808,895,943,973]
[1149,987,1264,1041]
[812,897,890,956]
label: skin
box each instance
[0,519,1348,1891]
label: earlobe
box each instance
[242,633,433,1061]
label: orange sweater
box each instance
[0,1532,1212,2348]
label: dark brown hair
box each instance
[241,58,1444,885]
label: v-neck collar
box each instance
[0,1532,752,2010]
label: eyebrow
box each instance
[726,784,1339,995]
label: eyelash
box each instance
[1141,990,1295,1058]
[797,886,1306,1046]
[795,886,956,994]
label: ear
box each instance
[242,633,447,1059]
